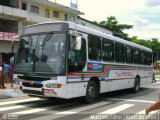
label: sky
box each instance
[50,0,160,40]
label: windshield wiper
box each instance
[41,33,53,47]
[28,33,53,72]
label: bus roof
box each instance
[23,21,152,52]
[68,22,152,52]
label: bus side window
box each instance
[147,53,152,65]
[115,43,124,63]
[88,35,101,61]
[125,46,133,63]
[140,51,147,65]
[133,48,140,64]
[102,39,114,62]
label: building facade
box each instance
[0,0,112,64]
[0,0,84,64]
[77,17,113,35]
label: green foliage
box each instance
[131,36,160,62]
[93,16,133,41]
[93,16,160,61]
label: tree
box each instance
[94,16,160,61]
[93,16,133,41]
[131,36,160,62]
[130,36,150,48]
[149,38,160,62]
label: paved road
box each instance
[0,82,160,120]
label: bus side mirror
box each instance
[75,36,82,50]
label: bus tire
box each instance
[132,77,140,93]
[85,81,98,103]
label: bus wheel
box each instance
[85,81,97,103]
[132,77,140,93]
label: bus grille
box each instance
[22,82,43,88]
[23,90,44,95]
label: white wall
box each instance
[78,18,113,35]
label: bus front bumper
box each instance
[13,84,58,97]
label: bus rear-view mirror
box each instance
[75,36,82,50]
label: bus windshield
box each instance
[15,33,66,75]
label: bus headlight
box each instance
[45,84,52,88]
[45,83,62,88]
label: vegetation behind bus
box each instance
[93,16,160,65]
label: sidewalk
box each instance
[155,75,160,79]
[0,83,13,93]
[0,83,27,97]
[155,75,160,81]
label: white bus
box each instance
[13,21,153,103]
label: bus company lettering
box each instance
[116,72,122,77]
[116,72,134,77]
[122,72,134,77]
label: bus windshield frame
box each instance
[15,32,67,76]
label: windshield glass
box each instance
[16,33,66,75]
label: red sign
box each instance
[0,32,18,40]
[44,89,54,94]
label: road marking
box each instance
[0,105,26,112]
[31,101,110,120]
[56,102,109,114]
[153,81,160,84]
[137,110,157,114]
[11,107,52,115]
[106,98,156,103]
[0,102,42,112]
[11,102,76,115]
[124,109,158,120]
[82,104,134,120]
[137,109,158,119]
[99,104,134,114]
[0,98,41,106]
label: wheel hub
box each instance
[88,86,96,98]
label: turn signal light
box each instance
[56,84,62,88]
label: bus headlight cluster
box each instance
[45,83,62,88]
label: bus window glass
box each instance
[115,43,124,63]
[16,33,66,74]
[88,35,101,61]
[68,36,86,72]
[125,46,132,63]
[102,39,114,62]
[133,48,140,64]
[147,53,152,65]
[141,51,147,65]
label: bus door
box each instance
[68,33,87,81]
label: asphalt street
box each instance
[0,81,160,120]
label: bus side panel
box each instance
[111,79,134,91]
[138,68,153,86]
[146,69,153,85]
[64,83,73,98]
[64,82,88,99]
[100,81,111,93]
